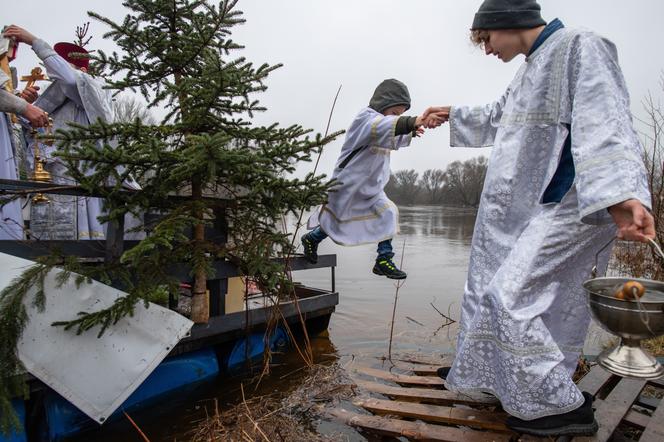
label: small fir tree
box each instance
[0,0,340,433]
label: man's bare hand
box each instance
[608,199,656,243]
[19,86,39,104]
[2,25,36,45]
[416,109,448,129]
[22,103,49,128]
[423,106,451,122]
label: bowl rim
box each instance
[583,276,664,304]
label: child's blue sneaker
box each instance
[372,257,407,279]
[301,233,318,264]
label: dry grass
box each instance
[188,364,355,442]
[643,335,664,357]
[573,356,592,383]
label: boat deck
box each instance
[333,356,664,441]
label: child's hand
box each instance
[414,126,425,137]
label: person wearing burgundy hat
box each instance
[421,0,654,437]
[3,25,140,240]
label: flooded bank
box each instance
[67,205,621,441]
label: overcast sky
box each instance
[7,0,664,178]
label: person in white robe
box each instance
[423,0,655,437]
[0,68,49,239]
[304,79,442,279]
[3,25,142,241]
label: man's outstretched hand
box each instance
[415,106,451,131]
[422,106,451,128]
[609,199,656,243]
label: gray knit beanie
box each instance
[471,0,546,30]
[369,79,411,113]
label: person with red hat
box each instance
[3,25,140,240]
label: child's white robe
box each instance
[445,28,651,420]
[308,107,412,245]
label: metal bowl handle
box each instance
[648,238,664,262]
[591,238,616,279]
[591,238,664,279]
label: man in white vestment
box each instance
[424,0,655,437]
[303,79,442,279]
[3,25,142,240]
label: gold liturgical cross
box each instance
[21,67,48,88]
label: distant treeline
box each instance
[385,156,488,207]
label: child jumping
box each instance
[302,79,442,279]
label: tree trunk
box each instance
[174,67,209,323]
[190,178,209,323]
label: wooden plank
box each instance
[575,377,646,442]
[330,408,512,442]
[393,363,444,376]
[575,365,615,396]
[352,366,444,387]
[640,390,664,442]
[647,378,664,389]
[356,380,499,406]
[622,409,650,429]
[636,395,660,410]
[355,398,511,433]
[391,354,454,366]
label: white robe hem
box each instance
[443,382,585,421]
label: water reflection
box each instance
[399,206,477,239]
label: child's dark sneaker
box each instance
[505,392,598,437]
[372,258,407,279]
[301,233,318,264]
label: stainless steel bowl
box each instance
[583,276,664,379]
[585,277,664,338]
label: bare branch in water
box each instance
[406,316,424,327]
[431,301,456,337]
[388,240,407,360]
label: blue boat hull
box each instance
[16,326,291,441]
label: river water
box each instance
[297,205,476,357]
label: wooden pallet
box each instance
[331,358,664,441]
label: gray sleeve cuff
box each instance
[0,89,28,115]
[32,38,57,60]
[395,116,417,136]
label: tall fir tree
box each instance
[0,0,340,433]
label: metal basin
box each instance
[583,276,664,379]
